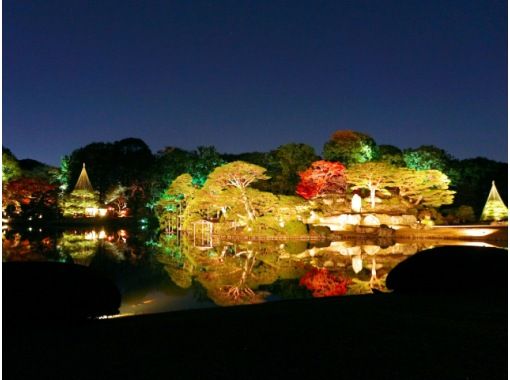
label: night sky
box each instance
[4,0,508,166]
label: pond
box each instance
[2,226,507,317]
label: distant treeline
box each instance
[2,130,508,220]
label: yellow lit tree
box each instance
[396,168,455,208]
[345,162,398,209]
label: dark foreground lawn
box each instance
[3,292,507,380]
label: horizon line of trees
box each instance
[2,130,508,222]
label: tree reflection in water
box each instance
[4,227,504,312]
[156,235,438,306]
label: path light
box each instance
[98,230,106,239]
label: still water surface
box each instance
[3,226,506,316]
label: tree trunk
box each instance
[240,188,255,221]
[369,185,376,209]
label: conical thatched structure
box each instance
[480,181,508,221]
[62,163,99,217]
[74,163,94,192]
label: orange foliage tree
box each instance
[3,178,57,215]
[299,268,351,297]
[296,160,347,200]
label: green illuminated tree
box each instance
[53,156,71,194]
[2,147,21,184]
[323,130,379,166]
[402,145,459,186]
[156,174,197,229]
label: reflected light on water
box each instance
[97,313,135,319]
[463,229,496,237]
[458,241,499,248]
[352,255,363,273]
[85,231,97,240]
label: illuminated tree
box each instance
[157,174,197,229]
[396,168,455,208]
[345,163,398,209]
[3,177,57,218]
[323,130,379,166]
[62,190,100,217]
[205,161,269,221]
[53,156,71,194]
[2,147,21,184]
[104,184,129,215]
[402,145,461,187]
[403,145,453,172]
[296,160,347,200]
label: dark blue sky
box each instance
[4,0,508,166]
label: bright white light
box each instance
[352,255,363,273]
[85,207,98,216]
[464,228,495,237]
[85,231,97,240]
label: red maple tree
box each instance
[3,178,57,212]
[296,160,347,200]
[299,268,351,297]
